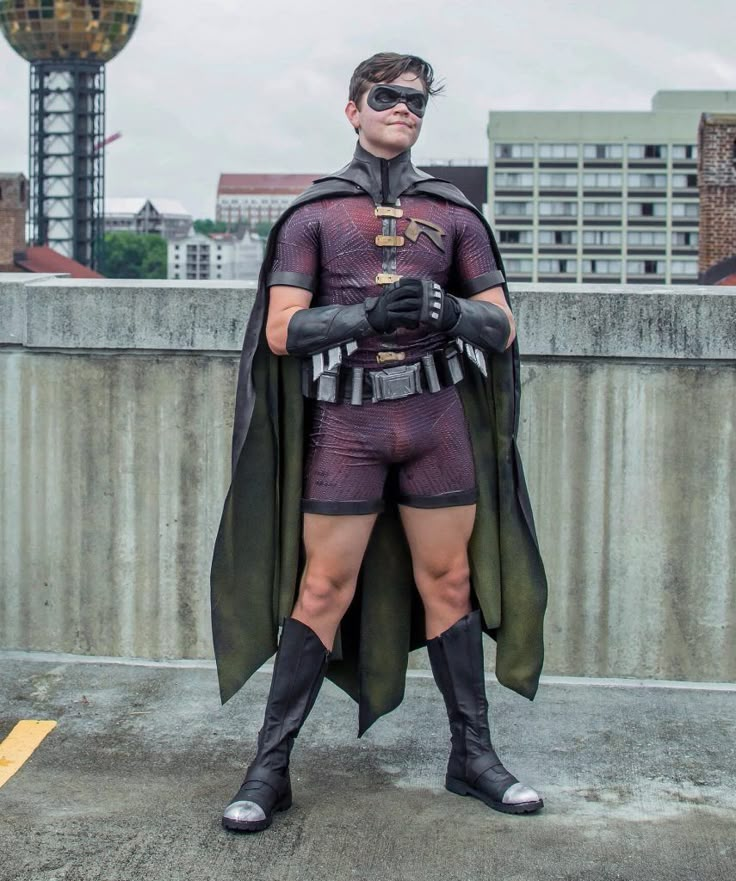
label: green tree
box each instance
[193,218,229,235]
[255,220,274,238]
[99,232,167,279]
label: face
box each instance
[345,71,426,159]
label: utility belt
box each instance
[301,343,465,405]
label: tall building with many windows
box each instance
[487,91,736,284]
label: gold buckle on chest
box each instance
[374,206,403,218]
[375,235,404,247]
[376,351,407,364]
[375,273,402,285]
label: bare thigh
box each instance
[399,504,476,638]
[291,512,378,648]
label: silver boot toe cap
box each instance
[222,800,267,823]
[502,782,541,805]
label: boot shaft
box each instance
[255,618,330,771]
[427,611,493,767]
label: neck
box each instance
[356,136,407,161]
[356,135,411,161]
[338,141,421,205]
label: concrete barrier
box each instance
[1,274,734,682]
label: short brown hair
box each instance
[348,52,443,106]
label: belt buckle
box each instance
[370,363,422,402]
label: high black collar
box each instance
[319,142,432,205]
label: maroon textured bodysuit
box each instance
[269,193,501,513]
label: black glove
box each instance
[365,278,424,334]
[286,302,373,356]
[419,280,510,352]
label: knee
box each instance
[420,561,471,612]
[298,570,355,619]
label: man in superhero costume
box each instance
[211,52,548,833]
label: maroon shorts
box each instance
[302,385,477,515]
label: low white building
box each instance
[168,230,264,281]
[105,198,192,240]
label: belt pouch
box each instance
[351,367,364,405]
[444,344,465,384]
[316,368,339,402]
[421,353,442,393]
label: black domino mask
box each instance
[366,84,428,118]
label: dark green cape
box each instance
[210,169,548,735]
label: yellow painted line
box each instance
[0,720,57,788]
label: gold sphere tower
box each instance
[0,2,143,268]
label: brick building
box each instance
[0,173,28,271]
[698,114,736,284]
[1,170,102,278]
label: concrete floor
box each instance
[1,651,735,881]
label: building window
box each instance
[672,145,697,160]
[627,260,665,274]
[671,202,699,218]
[628,144,667,159]
[628,173,667,188]
[671,260,698,275]
[539,173,578,188]
[505,258,533,273]
[538,259,577,274]
[494,172,534,187]
[495,201,533,217]
[628,202,667,218]
[583,173,622,188]
[672,231,698,247]
[583,144,623,159]
[582,260,621,274]
[672,173,698,188]
[538,201,577,217]
[499,229,533,244]
[539,230,577,245]
[627,231,666,246]
[583,202,622,217]
[495,143,534,159]
[539,143,578,159]
[583,230,622,246]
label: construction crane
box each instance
[94,131,123,152]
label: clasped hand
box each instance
[365,278,459,335]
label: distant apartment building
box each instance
[698,113,736,284]
[487,91,736,284]
[168,229,264,281]
[216,174,320,226]
[105,198,192,240]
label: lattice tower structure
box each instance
[0,1,142,269]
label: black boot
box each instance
[427,610,543,815]
[222,617,330,832]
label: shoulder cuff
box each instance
[267,270,317,293]
[460,270,505,297]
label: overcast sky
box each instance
[1,0,735,218]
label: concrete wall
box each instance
[1,275,735,682]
